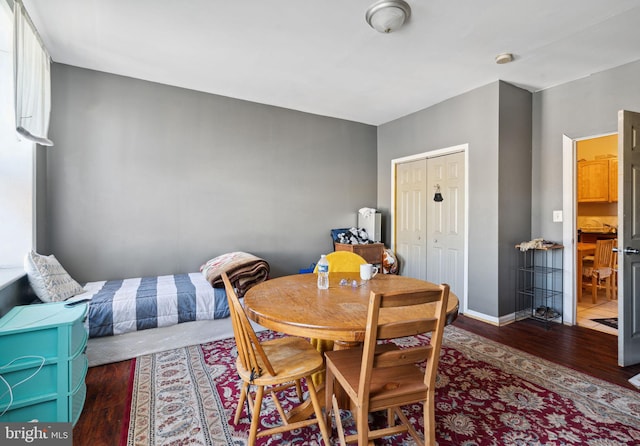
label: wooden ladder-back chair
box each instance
[612,247,619,298]
[582,239,616,303]
[311,250,368,384]
[324,283,450,446]
[221,273,331,445]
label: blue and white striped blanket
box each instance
[68,273,229,338]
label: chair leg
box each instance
[294,379,303,401]
[235,382,249,424]
[591,275,598,303]
[356,405,369,446]
[387,408,394,429]
[325,367,335,429]
[424,396,436,446]
[306,377,331,445]
[247,385,264,446]
[396,408,423,445]
[332,394,347,446]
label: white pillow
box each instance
[24,250,84,302]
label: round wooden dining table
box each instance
[244,272,459,347]
[244,272,459,420]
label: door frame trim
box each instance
[390,143,469,314]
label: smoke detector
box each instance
[495,53,514,64]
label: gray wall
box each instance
[532,59,640,241]
[40,58,640,320]
[376,81,532,318]
[0,277,31,318]
[498,82,532,315]
[44,64,377,282]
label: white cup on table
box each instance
[360,263,378,281]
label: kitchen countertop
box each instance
[578,230,618,243]
[578,227,617,234]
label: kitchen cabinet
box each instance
[609,158,618,202]
[0,302,88,425]
[577,158,618,203]
[515,244,563,328]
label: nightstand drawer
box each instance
[0,359,57,410]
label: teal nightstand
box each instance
[0,301,88,425]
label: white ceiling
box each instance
[22,0,640,125]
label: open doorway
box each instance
[575,134,618,336]
[563,111,640,366]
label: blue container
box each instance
[299,263,316,274]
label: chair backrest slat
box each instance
[377,319,438,340]
[372,345,432,368]
[222,273,276,377]
[378,289,444,308]
[357,284,450,402]
[594,239,615,269]
[226,288,253,370]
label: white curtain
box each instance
[13,0,53,146]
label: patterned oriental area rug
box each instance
[121,326,640,446]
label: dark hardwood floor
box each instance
[75,360,132,446]
[73,315,640,445]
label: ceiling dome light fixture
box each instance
[495,53,514,64]
[366,0,411,33]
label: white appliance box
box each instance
[357,212,381,243]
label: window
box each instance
[0,0,33,269]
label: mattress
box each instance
[67,272,229,338]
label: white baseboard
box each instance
[461,309,568,328]
[461,309,515,326]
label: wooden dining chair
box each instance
[221,273,331,446]
[324,283,450,446]
[312,251,367,273]
[311,250,368,385]
[582,239,616,303]
[611,249,619,299]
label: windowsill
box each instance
[0,267,26,291]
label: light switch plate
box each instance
[553,210,563,223]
